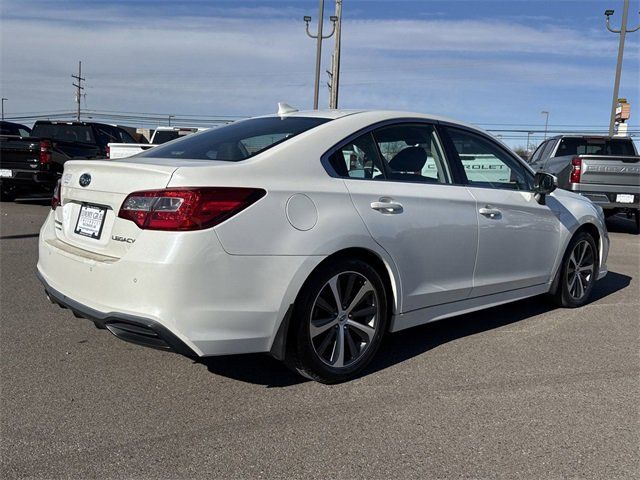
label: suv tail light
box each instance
[40,140,52,165]
[118,187,266,231]
[51,179,61,210]
[105,145,110,159]
[570,157,582,184]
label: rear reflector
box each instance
[118,187,266,231]
[570,157,582,184]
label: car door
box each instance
[442,126,562,297]
[327,122,479,312]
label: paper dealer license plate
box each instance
[74,204,107,239]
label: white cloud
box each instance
[0,1,637,130]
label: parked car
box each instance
[0,120,32,137]
[0,120,139,200]
[37,109,609,383]
[108,126,203,159]
[530,135,639,232]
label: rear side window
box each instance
[372,124,451,184]
[556,138,636,156]
[328,133,384,179]
[140,117,329,161]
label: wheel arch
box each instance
[270,246,400,361]
[550,221,602,295]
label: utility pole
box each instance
[527,131,533,153]
[329,0,343,109]
[1,98,6,121]
[604,1,639,136]
[304,1,338,109]
[541,111,550,140]
[71,61,85,121]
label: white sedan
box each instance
[37,108,609,383]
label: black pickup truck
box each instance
[0,120,138,200]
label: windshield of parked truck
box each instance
[556,138,636,157]
[31,123,95,144]
[139,117,330,161]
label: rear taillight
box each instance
[39,140,52,165]
[570,157,582,184]
[118,187,266,231]
[105,145,110,159]
[51,179,61,210]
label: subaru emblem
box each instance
[79,173,91,187]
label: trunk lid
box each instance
[580,155,640,187]
[54,160,178,258]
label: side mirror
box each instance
[533,172,557,205]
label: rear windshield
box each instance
[139,117,330,161]
[556,138,636,157]
[32,123,95,143]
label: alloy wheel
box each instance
[566,240,595,300]
[309,271,379,368]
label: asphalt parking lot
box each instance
[1,199,638,479]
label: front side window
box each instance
[139,117,330,161]
[372,124,451,184]
[446,127,532,190]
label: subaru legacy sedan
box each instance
[37,108,608,383]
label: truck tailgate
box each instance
[580,155,640,187]
[0,137,40,169]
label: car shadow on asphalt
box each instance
[606,213,639,235]
[200,270,632,388]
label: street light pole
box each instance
[604,1,640,136]
[1,98,7,121]
[304,1,338,110]
[541,111,550,140]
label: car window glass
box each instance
[556,137,635,156]
[540,139,556,159]
[328,132,384,179]
[140,117,329,161]
[530,141,547,164]
[372,124,451,184]
[118,130,136,143]
[96,127,117,145]
[31,124,95,143]
[18,128,30,137]
[447,127,532,190]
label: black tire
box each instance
[553,231,598,308]
[287,258,388,384]
[603,209,618,219]
[0,186,16,202]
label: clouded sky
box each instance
[1,0,639,146]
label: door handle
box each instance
[370,197,404,214]
[479,206,502,218]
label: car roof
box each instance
[263,108,480,129]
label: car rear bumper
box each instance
[570,183,640,209]
[38,271,198,357]
[1,168,58,187]
[37,211,324,357]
